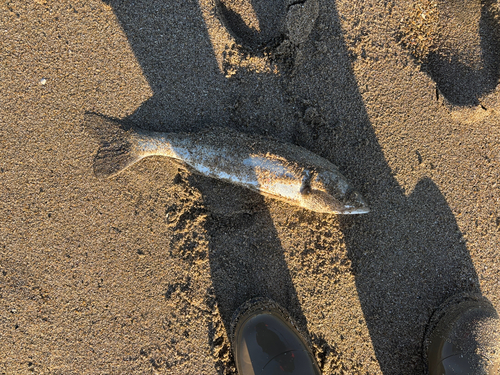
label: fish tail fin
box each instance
[82,113,140,178]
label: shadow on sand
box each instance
[100,0,485,373]
[422,0,500,106]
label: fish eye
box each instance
[344,186,356,199]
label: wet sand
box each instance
[1,0,499,373]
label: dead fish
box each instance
[83,114,369,214]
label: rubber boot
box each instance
[424,293,500,374]
[230,298,321,375]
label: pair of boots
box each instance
[231,294,499,374]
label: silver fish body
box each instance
[86,114,369,214]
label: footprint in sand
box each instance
[212,0,319,73]
[401,0,500,109]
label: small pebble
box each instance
[40,78,47,85]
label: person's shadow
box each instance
[99,0,488,373]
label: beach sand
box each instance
[1,0,499,373]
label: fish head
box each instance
[300,169,370,214]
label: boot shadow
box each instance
[101,1,313,373]
[343,178,480,372]
[286,1,485,372]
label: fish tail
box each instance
[82,113,140,178]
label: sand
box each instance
[1,0,499,374]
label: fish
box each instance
[83,113,369,214]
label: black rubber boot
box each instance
[424,293,500,375]
[230,298,321,375]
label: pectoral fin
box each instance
[300,169,313,195]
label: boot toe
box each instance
[424,293,500,375]
[231,298,321,375]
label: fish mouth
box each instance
[341,206,370,215]
[339,188,370,214]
